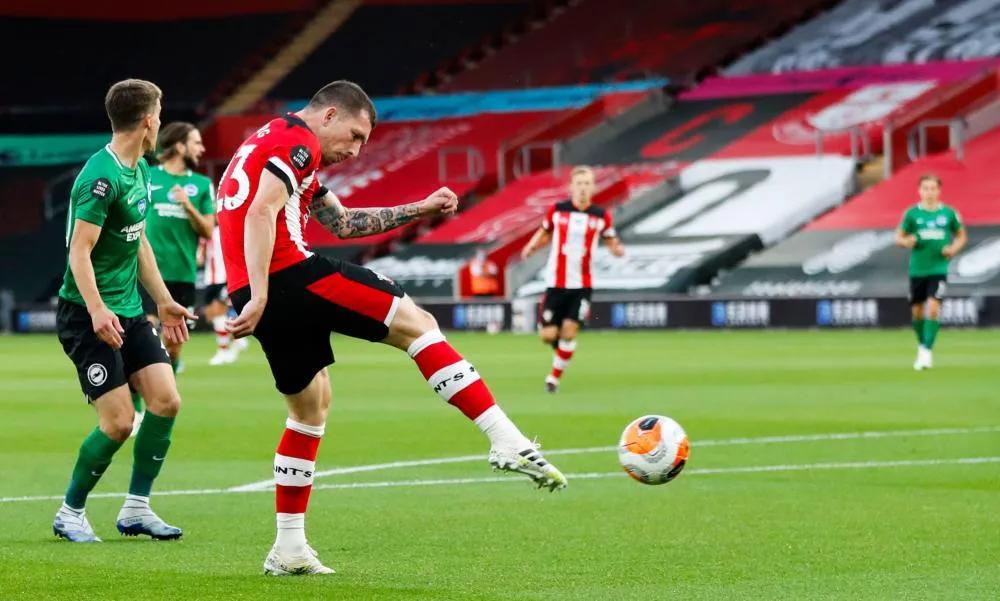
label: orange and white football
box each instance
[618,415,689,485]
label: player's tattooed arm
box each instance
[310,191,421,239]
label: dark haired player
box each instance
[217,80,567,575]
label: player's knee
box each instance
[540,329,558,344]
[316,370,331,413]
[384,298,440,350]
[101,415,134,443]
[145,389,182,418]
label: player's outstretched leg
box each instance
[53,386,133,543]
[116,364,183,540]
[264,369,334,576]
[385,297,567,491]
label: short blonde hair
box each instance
[570,165,594,179]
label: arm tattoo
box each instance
[309,195,422,239]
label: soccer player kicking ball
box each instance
[895,174,966,370]
[217,80,567,576]
[53,80,196,542]
[520,166,625,393]
[142,122,215,373]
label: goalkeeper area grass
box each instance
[0,330,997,600]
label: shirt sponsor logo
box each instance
[610,302,668,328]
[711,301,770,327]
[119,221,144,242]
[816,299,879,327]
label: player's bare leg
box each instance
[545,319,579,393]
[117,364,183,540]
[383,296,567,491]
[264,368,334,575]
[53,386,134,542]
[916,298,942,370]
[206,299,238,365]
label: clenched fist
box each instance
[420,187,459,216]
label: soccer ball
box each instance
[617,415,689,485]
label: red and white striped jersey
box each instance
[217,114,322,291]
[203,226,227,285]
[541,201,616,289]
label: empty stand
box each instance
[307,109,552,255]
[0,15,301,109]
[441,0,833,92]
[728,0,1000,75]
[268,2,533,99]
[810,127,1000,231]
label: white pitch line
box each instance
[229,425,1000,492]
[2,456,998,504]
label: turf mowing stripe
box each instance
[228,425,1000,492]
[2,456,998,503]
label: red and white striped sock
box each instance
[550,339,577,381]
[408,329,527,446]
[211,316,230,350]
[274,418,324,555]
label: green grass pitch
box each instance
[0,329,997,600]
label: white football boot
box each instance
[116,506,183,540]
[488,439,567,491]
[53,505,101,542]
[209,348,237,366]
[913,346,933,370]
[264,545,335,576]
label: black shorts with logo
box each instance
[230,255,405,395]
[141,281,196,316]
[56,298,170,403]
[909,275,947,305]
[539,287,593,327]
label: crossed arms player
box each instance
[521,166,625,393]
[217,80,567,576]
[53,79,195,542]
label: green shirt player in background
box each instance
[53,79,196,543]
[894,174,967,371]
[142,122,214,375]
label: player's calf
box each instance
[539,326,559,347]
[119,364,183,539]
[384,297,567,490]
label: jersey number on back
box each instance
[219,144,256,211]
